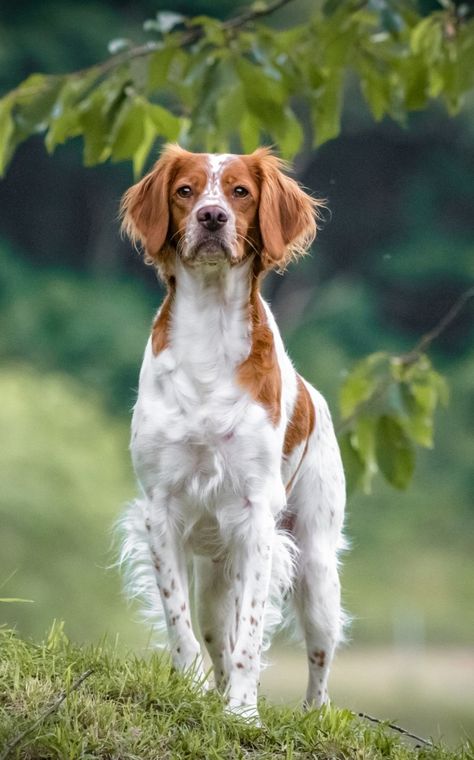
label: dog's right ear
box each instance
[120,144,183,263]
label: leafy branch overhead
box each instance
[1,0,474,176]
[338,288,474,495]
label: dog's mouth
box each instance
[185,237,234,264]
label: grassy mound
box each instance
[0,626,470,759]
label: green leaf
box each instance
[132,115,157,178]
[110,100,146,162]
[339,351,389,419]
[14,75,65,138]
[411,16,442,60]
[45,71,100,153]
[339,432,365,495]
[146,102,181,141]
[236,57,286,128]
[272,107,303,159]
[239,111,261,153]
[375,414,415,489]
[400,383,434,448]
[351,416,378,494]
[148,46,177,90]
[0,96,15,176]
[79,89,114,166]
[312,69,343,146]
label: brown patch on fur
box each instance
[163,588,170,598]
[151,292,173,356]
[284,375,315,456]
[204,633,212,644]
[237,286,281,426]
[284,375,316,494]
[236,662,244,669]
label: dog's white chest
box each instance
[131,341,276,509]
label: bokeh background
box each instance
[0,0,473,746]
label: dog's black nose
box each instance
[197,205,228,231]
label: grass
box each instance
[0,626,471,759]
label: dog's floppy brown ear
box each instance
[251,148,321,270]
[120,144,184,264]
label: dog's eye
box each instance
[233,186,249,198]
[177,186,193,198]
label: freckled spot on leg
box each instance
[243,693,247,700]
[318,690,322,696]
[255,572,260,581]
[250,616,257,626]
[236,662,244,669]
[177,647,181,653]
[242,650,247,655]
[163,588,170,598]
[251,599,256,608]
[236,573,241,580]
[145,519,151,531]
[171,578,176,590]
[181,603,186,611]
[204,633,212,644]
[313,650,326,667]
[186,619,191,628]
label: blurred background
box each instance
[0,0,473,746]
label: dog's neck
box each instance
[170,255,255,375]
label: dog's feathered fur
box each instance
[119,146,346,718]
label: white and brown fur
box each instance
[119,145,346,719]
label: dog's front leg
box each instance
[224,504,274,718]
[146,501,204,680]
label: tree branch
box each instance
[77,0,297,79]
[357,711,433,747]
[336,286,474,435]
[401,285,474,366]
[0,668,94,760]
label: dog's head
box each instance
[121,144,321,280]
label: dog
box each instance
[119,145,346,718]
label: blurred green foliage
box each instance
[0,243,155,414]
[0,362,147,645]
[1,0,474,175]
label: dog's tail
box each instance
[261,529,298,655]
[117,498,167,640]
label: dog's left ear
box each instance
[250,148,321,270]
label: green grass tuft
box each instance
[0,625,470,759]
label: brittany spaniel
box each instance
[120,145,346,719]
